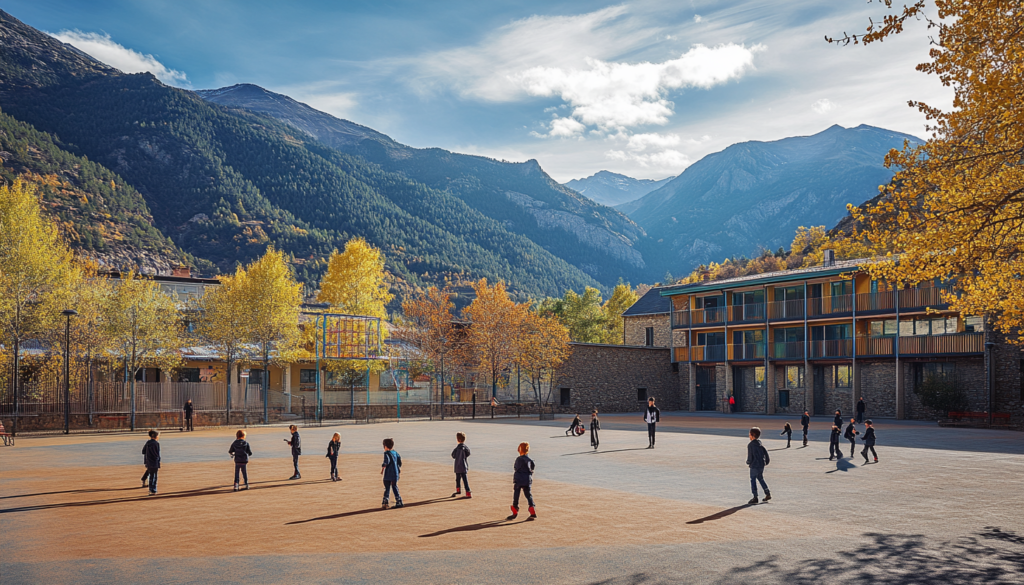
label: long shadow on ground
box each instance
[286,497,456,525]
[685,503,755,525]
[419,517,533,537]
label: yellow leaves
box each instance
[318,237,393,321]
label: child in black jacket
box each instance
[508,442,536,519]
[781,422,793,448]
[844,419,859,456]
[327,432,341,482]
[142,430,160,495]
[829,424,843,460]
[746,427,771,504]
[801,411,810,446]
[861,420,878,463]
[590,411,601,450]
[451,431,471,498]
[229,429,252,491]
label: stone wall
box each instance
[623,314,671,347]
[858,361,898,418]
[553,343,681,413]
[773,364,809,416]
[903,357,986,421]
[990,328,1024,427]
[732,365,767,413]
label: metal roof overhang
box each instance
[659,265,859,297]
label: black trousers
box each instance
[784,431,792,447]
[455,472,470,492]
[647,423,656,445]
[830,441,843,458]
[185,416,193,431]
[146,468,158,492]
[513,485,534,508]
[329,455,338,476]
[234,463,248,485]
[856,411,864,423]
[802,426,809,443]
[862,444,877,459]
[590,428,599,449]
[848,438,856,454]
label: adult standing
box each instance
[644,397,661,449]
[800,410,810,446]
[183,399,194,432]
[856,397,866,424]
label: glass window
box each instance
[899,320,915,337]
[834,365,852,388]
[754,366,766,388]
[946,316,958,333]
[299,369,317,384]
[870,321,883,337]
[779,390,790,408]
[914,319,931,336]
[964,316,983,332]
[830,281,852,296]
[637,388,647,402]
[883,319,898,335]
[786,365,804,388]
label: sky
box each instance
[9,0,952,182]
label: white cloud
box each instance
[539,116,586,138]
[811,98,836,114]
[49,30,188,86]
[513,43,764,134]
[626,132,681,151]
[607,148,691,169]
[295,92,359,119]
[693,15,704,23]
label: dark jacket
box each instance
[862,427,876,445]
[229,439,252,464]
[746,439,769,468]
[829,427,841,445]
[382,450,402,481]
[142,439,160,469]
[513,454,535,487]
[781,424,792,436]
[856,400,866,413]
[801,414,810,428]
[452,443,470,474]
[833,413,843,428]
[844,423,858,440]
[184,402,194,418]
[327,440,340,459]
[288,432,301,456]
[644,405,661,424]
[590,417,601,430]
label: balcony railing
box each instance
[768,299,805,321]
[857,336,894,356]
[808,296,853,317]
[899,285,955,310]
[809,339,853,358]
[691,307,726,326]
[673,347,689,362]
[855,333,983,356]
[856,290,895,313]
[728,303,766,323]
[690,344,726,362]
[771,341,805,359]
[671,310,690,328]
[730,343,765,360]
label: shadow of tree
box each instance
[718,527,1024,584]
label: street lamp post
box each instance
[439,336,447,421]
[62,309,78,434]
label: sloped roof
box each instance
[622,287,671,316]
[660,257,873,296]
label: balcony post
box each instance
[852,276,858,415]
[895,286,903,419]
[803,282,811,416]
[723,289,731,413]
[764,284,770,414]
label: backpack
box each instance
[762,445,770,466]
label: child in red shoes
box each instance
[508,442,536,520]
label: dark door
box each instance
[696,366,717,411]
[813,366,826,415]
[732,366,744,411]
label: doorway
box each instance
[696,366,717,411]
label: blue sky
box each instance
[9,0,950,182]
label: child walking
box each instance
[284,425,301,479]
[229,429,252,491]
[451,431,471,498]
[327,432,341,481]
[844,418,859,456]
[861,420,878,463]
[381,437,403,509]
[829,424,843,460]
[142,430,160,495]
[801,411,810,446]
[590,410,601,450]
[508,441,536,519]
[746,427,771,504]
[780,422,793,448]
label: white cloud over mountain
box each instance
[50,30,188,86]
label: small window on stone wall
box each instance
[637,387,647,402]
[779,390,790,408]
[786,366,804,388]
[645,327,654,346]
[560,388,571,406]
[834,365,852,388]
[754,366,766,388]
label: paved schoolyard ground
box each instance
[1,412,1022,584]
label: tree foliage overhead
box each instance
[832,0,1024,340]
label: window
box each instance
[299,369,317,384]
[964,316,984,332]
[834,365,852,388]
[899,320,915,337]
[732,290,764,305]
[560,388,571,406]
[830,280,852,297]
[915,362,956,385]
[754,366,766,388]
[786,365,804,388]
[779,390,790,408]
[774,286,804,301]
[697,332,725,345]
[241,369,264,385]
[177,368,200,383]
[774,327,804,343]
[645,327,654,346]
[637,388,648,402]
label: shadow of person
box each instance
[686,503,755,524]
[826,457,857,473]
[286,497,455,525]
[562,448,652,456]
[419,517,529,537]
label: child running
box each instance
[829,424,843,460]
[844,418,859,456]
[590,410,601,450]
[327,432,341,482]
[381,437,403,509]
[229,429,252,491]
[746,427,771,504]
[780,422,793,448]
[508,441,536,519]
[861,420,878,463]
[451,431,471,498]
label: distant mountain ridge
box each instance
[620,124,920,271]
[564,170,674,207]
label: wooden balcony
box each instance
[690,344,727,362]
[691,308,726,326]
[671,310,690,329]
[899,285,954,310]
[768,299,805,321]
[809,339,853,359]
[808,296,853,318]
[855,291,895,313]
[855,332,983,356]
[771,341,805,359]
[728,303,766,323]
[730,343,765,361]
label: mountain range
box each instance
[563,171,673,207]
[0,8,916,301]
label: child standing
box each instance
[451,431,471,498]
[844,418,859,456]
[142,430,160,495]
[327,432,341,482]
[590,410,601,450]
[861,420,878,463]
[508,441,536,519]
[284,425,301,479]
[829,424,843,460]
[381,437,403,509]
[801,411,810,446]
[780,422,793,448]
[229,429,252,491]
[746,427,771,504]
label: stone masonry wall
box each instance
[858,361,898,418]
[553,343,681,413]
[623,314,671,347]
[773,364,808,416]
[732,365,766,413]
[904,357,985,421]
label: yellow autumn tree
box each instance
[0,179,77,434]
[401,285,455,387]
[834,0,1024,340]
[101,270,183,430]
[601,283,639,344]
[513,308,572,406]
[463,278,521,399]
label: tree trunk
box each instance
[12,338,19,436]
[226,355,232,427]
[263,343,269,424]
